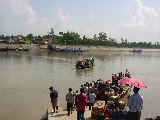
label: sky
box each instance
[0,0,160,43]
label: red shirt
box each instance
[75,93,87,111]
[96,91,109,103]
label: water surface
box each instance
[0,50,160,120]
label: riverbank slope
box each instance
[1,44,160,52]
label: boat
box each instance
[0,48,8,51]
[48,45,85,52]
[57,47,85,52]
[15,48,30,51]
[76,58,94,69]
[131,49,142,53]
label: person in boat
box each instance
[79,60,84,68]
[95,83,109,104]
[76,61,80,68]
[95,83,110,120]
[91,58,94,65]
[118,83,123,94]
[113,74,118,85]
[87,60,92,67]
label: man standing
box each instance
[75,88,87,120]
[89,90,96,110]
[126,87,143,120]
[49,86,59,113]
[66,88,74,115]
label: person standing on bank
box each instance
[126,86,143,120]
[66,88,74,115]
[75,88,87,120]
[89,90,96,110]
[49,86,59,113]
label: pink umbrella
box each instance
[118,77,147,88]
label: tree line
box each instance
[0,28,160,48]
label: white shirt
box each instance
[84,86,88,95]
[89,93,96,103]
[127,93,143,112]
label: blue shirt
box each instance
[127,93,143,112]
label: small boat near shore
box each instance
[0,48,8,51]
[131,49,142,53]
[0,47,30,51]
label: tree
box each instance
[49,28,54,36]
[59,32,63,35]
[26,34,33,40]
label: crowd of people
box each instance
[49,70,144,120]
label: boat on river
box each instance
[0,47,30,51]
[48,45,85,52]
[0,48,8,51]
[131,49,142,53]
[76,58,94,69]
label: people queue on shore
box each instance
[49,70,143,120]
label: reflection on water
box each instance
[0,51,160,120]
[75,68,94,76]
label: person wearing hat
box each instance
[49,86,59,113]
[66,88,74,115]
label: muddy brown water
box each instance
[0,50,160,120]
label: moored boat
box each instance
[48,45,85,52]
[0,47,8,51]
[131,49,142,53]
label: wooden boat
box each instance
[48,45,85,52]
[16,48,30,51]
[0,48,8,51]
[76,59,94,69]
[131,49,142,53]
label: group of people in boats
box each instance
[76,58,94,69]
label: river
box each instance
[0,50,160,120]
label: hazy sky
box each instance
[0,0,160,43]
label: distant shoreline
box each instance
[1,43,160,52]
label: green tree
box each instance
[26,34,33,40]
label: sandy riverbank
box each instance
[1,43,160,52]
